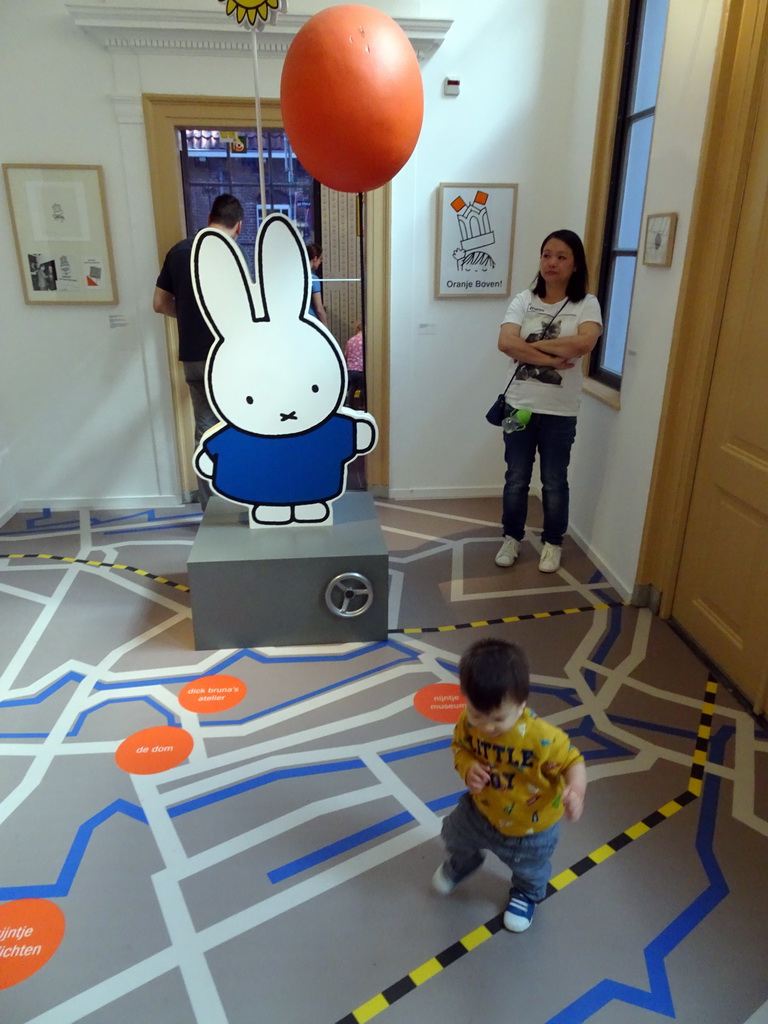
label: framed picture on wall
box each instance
[3,163,118,304]
[642,212,678,267]
[435,182,517,299]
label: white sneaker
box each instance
[539,542,562,573]
[431,857,484,895]
[495,536,520,567]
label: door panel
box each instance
[673,64,768,713]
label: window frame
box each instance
[583,0,668,401]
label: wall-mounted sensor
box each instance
[443,78,460,97]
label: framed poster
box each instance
[643,212,678,267]
[435,182,517,299]
[3,164,118,304]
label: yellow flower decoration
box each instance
[220,0,280,26]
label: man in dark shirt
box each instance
[153,193,245,510]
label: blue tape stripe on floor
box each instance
[382,738,452,762]
[0,800,147,901]
[93,640,420,692]
[167,760,366,818]
[544,726,731,1023]
[583,601,624,692]
[267,810,414,884]
[68,697,178,737]
[426,790,465,812]
[0,733,50,739]
[0,672,85,708]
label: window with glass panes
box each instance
[179,128,320,277]
[592,0,669,388]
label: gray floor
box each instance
[0,497,767,1024]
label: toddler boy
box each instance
[433,638,586,931]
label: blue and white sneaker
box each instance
[503,887,536,932]
[431,855,484,895]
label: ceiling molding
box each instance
[65,4,452,62]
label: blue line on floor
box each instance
[0,733,50,739]
[68,697,178,737]
[568,717,636,761]
[583,598,624,692]
[0,800,147,901]
[167,760,366,818]
[544,725,731,1023]
[268,810,415,884]
[0,671,85,708]
[427,790,465,812]
[382,737,452,762]
[93,639,420,692]
[607,714,698,741]
[200,656,418,728]
[263,744,618,887]
[0,508,199,537]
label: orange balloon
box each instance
[280,4,424,193]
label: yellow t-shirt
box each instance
[451,706,583,836]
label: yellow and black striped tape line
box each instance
[0,553,189,593]
[334,678,718,1024]
[390,599,625,634]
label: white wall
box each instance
[388,0,609,500]
[569,0,724,596]
[0,0,724,600]
[0,4,178,511]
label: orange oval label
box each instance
[0,899,65,990]
[178,675,246,714]
[115,725,194,774]
[414,683,465,723]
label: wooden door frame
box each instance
[637,1,768,617]
[143,93,390,496]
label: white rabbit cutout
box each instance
[191,214,377,527]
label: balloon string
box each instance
[251,28,268,225]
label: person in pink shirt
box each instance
[344,320,364,407]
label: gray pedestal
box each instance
[187,491,389,650]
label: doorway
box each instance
[638,0,768,714]
[143,94,390,500]
[671,51,768,713]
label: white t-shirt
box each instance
[501,290,603,416]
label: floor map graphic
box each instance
[1,500,768,1024]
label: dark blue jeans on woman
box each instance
[502,412,577,546]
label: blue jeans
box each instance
[183,360,219,511]
[502,413,577,546]
[440,793,559,902]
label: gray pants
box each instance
[440,793,560,902]
[183,360,219,511]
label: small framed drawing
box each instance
[3,163,118,304]
[435,182,517,298]
[643,212,678,267]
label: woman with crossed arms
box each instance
[495,230,603,574]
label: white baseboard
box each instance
[568,523,632,602]
[11,494,184,514]
[388,485,499,500]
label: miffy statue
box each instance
[190,214,377,527]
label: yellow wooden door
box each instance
[672,66,768,713]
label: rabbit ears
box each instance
[191,214,312,341]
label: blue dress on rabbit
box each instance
[190,214,377,526]
[203,417,355,506]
